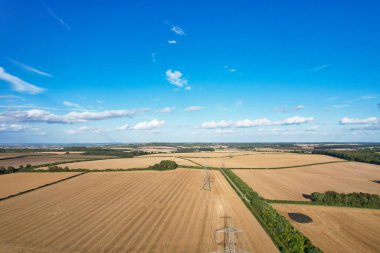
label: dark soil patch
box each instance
[288,213,313,223]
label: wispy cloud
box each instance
[309,64,330,72]
[0,67,45,94]
[340,117,378,125]
[274,105,304,113]
[199,116,314,129]
[43,1,71,31]
[151,52,157,63]
[0,94,22,99]
[0,108,149,124]
[132,119,165,130]
[63,101,80,108]
[165,69,188,87]
[168,40,177,44]
[224,65,237,72]
[359,94,377,100]
[184,106,204,112]
[7,58,52,77]
[157,107,174,113]
[171,25,186,36]
[326,96,341,101]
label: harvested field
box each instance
[184,153,343,168]
[0,154,115,168]
[42,157,200,170]
[273,204,380,253]
[233,162,380,201]
[0,170,278,252]
[0,172,79,199]
[143,151,254,158]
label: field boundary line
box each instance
[0,172,88,202]
[229,160,349,170]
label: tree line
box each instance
[312,149,380,165]
[311,191,380,209]
[221,168,322,253]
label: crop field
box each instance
[0,154,115,168]
[0,172,80,199]
[233,162,380,201]
[181,152,342,168]
[0,170,277,252]
[273,204,380,253]
[143,152,254,158]
[44,157,200,170]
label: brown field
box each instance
[233,162,380,201]
[0,172,79,199]
[273,204,380,253]
[0,170,277,252]
[181,153,342,168]
[0,154,115,168]
[42,157,201,170]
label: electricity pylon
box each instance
[201,166,212,191]
[212,216,250,253]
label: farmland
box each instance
[273,204,380,253]
[177,152,343,168]
[0,153,115,168]
[40,156,199,170]
[233,162,380,201]
[0,172,80,199]
[0,169,277,253]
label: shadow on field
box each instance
[371,180,380,184]
[302,194,313,200]
[288,213,313,223]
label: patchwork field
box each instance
[0,154,115,168]
[143,152,254,158]
[273,204,380,253]
[0,172,79,199]
[182,153,343,168]
[0,170,277,253]
[233,162,380,201]
[44,157,200,170]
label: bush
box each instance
[148,160,177,171]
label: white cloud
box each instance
[199,116,314,129]
[43,1,71,31]
[0,123,28,132]
[171,25,186,36]
[96,100,104,104]
[132,119,165,130]
[7,58,52,77]
[165,69,188,87]
[224,65,237,73]
[0,67,45,94]
[157,107,174,113]
[0,108,149,124]
[168,40,177,44]
[185,86,191,91]
[294,105,304,110]
[340,117,378,125]
[184,106,204,112]
[63,101,80,108]
[276,116,314,125]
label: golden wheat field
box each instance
[181,152,342,168]
[143,152,255,158]
[43,157,200,170]
[273,204,380,253]
[0,170,277,253]
[0,154,115,168]
[0,172,79,199]
[233,162,380,201]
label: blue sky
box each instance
[0,0,379,143]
